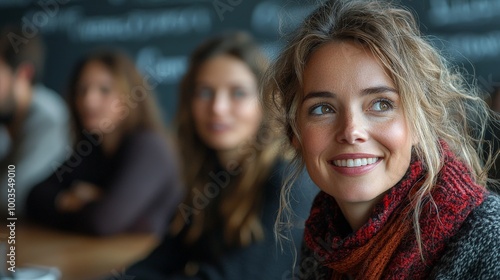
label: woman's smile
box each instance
[297,40,413,207]
[328,154,382,176]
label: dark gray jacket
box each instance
[429,193,500,279]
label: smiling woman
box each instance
[265,0,500,279]
[298,40,414,232]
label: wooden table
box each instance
[15,223,158,280]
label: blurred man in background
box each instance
[0,25,69,215]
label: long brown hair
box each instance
[67,50,166,144]
[170,32,281,247]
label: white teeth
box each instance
[333,157,378,167]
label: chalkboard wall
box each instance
[1,0,499,123]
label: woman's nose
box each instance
[211,91,231,115]
[80,88,102,110]
[335,110,368,144]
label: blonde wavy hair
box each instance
[266,0,499,254]
[170,32,282,247]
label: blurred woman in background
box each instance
[27,50,183,236]
[123,32,316,279]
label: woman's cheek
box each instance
[300,123,329,158]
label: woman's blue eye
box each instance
[371,100,393,111]
[310,104,334,115]
[232,88,246,99]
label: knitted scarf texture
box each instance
[303,143,486,279]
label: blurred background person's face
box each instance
[191,54,262,153]
[0,59,16,122]
[75,60,125,132]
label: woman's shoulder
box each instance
[464,193,500,232]
[473,192,500,218]
[124,129,168,147]
[116,129,179,172]
[430,193,500,279]
[121,129,176,156]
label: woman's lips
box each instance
[328,153,382,176]
[207,123,231,133]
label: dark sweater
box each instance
[26,129,183,236]
[429,193,500,279]
[298,193,500,279]
[121,160,318,280]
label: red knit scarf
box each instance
[304,144,486,279]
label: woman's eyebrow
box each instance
[302,91,336,102]
[361,86,398,95]
[302,86,398,102]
